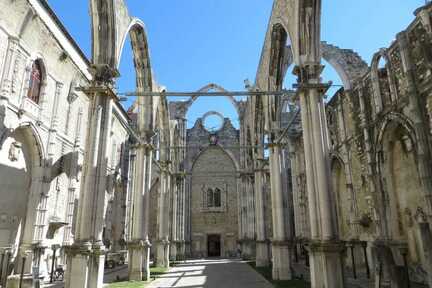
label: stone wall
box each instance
[185,117,240,258]
[289,4,432,284]
[0,0,132,281]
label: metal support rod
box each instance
[50,247,57,283]
[304,246,309,267]
[350,244,357,279]
[19,256,26,288]
[0,252,4,284]
[402,252,410,288]
[3,252,11,287]
[378,261,383,288]
[362,242,370,279]
[118,90,293,97]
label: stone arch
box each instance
[330,155,350,239]
[320,42,369,90]
[376,114,423,261]
[371,49,399,112]
[156,96,170,162]
[182,83,241,117]
[191,144,240,173]
[0,122,45,247]
[280,43,368,91]
[90,0,152,78]
[90,0,117,67]
[10,122,46,167]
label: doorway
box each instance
[207,234,221,257]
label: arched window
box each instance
[213,188,221,208]
[27,61,42,103]
[207,188,214,208]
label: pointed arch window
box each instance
[206,188,222,208]
[27,61,42,104]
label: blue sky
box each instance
[47,0,425,129]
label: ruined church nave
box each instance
[1,0,432,288]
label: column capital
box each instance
[293,63,324,83]
[127,239,151,250]
[308,240,345,253]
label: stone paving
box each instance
[147,259,273,288]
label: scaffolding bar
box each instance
[119,90,293,97]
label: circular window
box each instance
[202,111,224,133]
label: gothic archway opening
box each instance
[378,119,423,266]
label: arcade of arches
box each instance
[1,1,432,288]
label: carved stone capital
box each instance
[308,240,345,253]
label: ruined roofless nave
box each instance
[1,0,432,288]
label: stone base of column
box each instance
[6,274,33,288]
[255,240,270,267]
[170,242,178,261]
[177,241,186,261]
[64,242,105,288]
[156,240,170,268]
[185,241,191,258]
[128,239,151,281]
[271,241,292,280]
[308,240,345,288]
[241,239,255,260]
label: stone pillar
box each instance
[296,64,344,288]
[65,85,115,288]
[269,143,292,280]
[170,177,178,261]
[128,143,152,281]
[0,36,19,132]
[156,162,170,268]
[254,160,270,267]
[64,108,83,246]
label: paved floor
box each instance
[147,259,273,288]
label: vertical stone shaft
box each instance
[298,64,344,288]
[128,144,151,281]
[269,143,292,280]
[156,163,170,268]
[254,158,269,267]
[170,177,178,261]
[65,91,113,288]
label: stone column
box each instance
[179,177,187,259]
[244,176,255,258]
[156,162,170,268]
[0,36,19,132]
[15,166,45,276]
[269,143,292,280]
[170,177,178,261]
[64,108,83,246]
[254,159,270,267]
[128,143,152,281]
[296,64,344,288]
[65,85,114,288]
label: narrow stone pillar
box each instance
[295,64,345,288]
[156,163,170,268]
[269,143,292,280]
[128,143,152,281]
[65,85,114,288]
[254,159,270,267]
[170,176,178,261]
[0,36,19,132]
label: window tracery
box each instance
[201,185,226,212]
[27,60,42,104]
